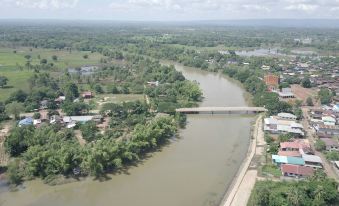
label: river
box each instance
[0,62,254,206]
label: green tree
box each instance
[94,84,104,94]
[306,97,314,106]
[63,83,79,100]
[0,76,8,88]
[315,139,326,151]
[80,121,98,142]
[5,126,34,156]
[318,88,333,105]
[52,55,58,61]
[33,112,41,119]
[40,59,48,64]
[301,77,312,88]
[6,159,24,185]
[83,54,89,59]
[325,151,339,161]
[5,101,25,120]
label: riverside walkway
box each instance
[176,107,267,114]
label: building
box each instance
[63,116,94,124]
[278,151,301,157]
[272,155,305,166]
[281,164,314,178]
[55,96,66,104]
[322,116,336,126]
[301,154,323,169]
[147,81,159,87]
[264,74,279,91]
[333,104,339,112]
[278,113,297,120]
[264,117,304,136]
[18,117,33,127]
[261,65,271,70]
[40,100,49,109]
[280,141,300,151]
[50,115,62,124]
[321,138,339,151]
[315,124,339,136]
[278,88,295,99]
[82,91,93,99]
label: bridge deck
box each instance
[176,107,267,113]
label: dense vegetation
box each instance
[248,172,339,206]
[5,115,177,184]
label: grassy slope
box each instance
[0,47,103,101]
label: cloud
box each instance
[284,3,318,11]
[2,0,79,9]
[1,0,339,20]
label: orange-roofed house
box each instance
[264,74,280,91]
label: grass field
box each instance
[0,47,104,101]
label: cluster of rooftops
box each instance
[264,113,304,136]
[272,139,322,178]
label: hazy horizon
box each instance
[0,0,339,21]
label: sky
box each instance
[0,0,339,21]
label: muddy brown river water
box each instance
[0,62,254,206]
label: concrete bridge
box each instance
[175,107,267,114]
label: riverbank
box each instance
[220,115,263,206]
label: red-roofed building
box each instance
[82,91,93,99]
[278,151,301,157]
[281,164,314,178]
[280,140,311,152]
[280,141,300,151]
[264,74,280,91]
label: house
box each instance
[40,100,49,109]
[300,148,323,168]
[322,116,336,126]
[281,164,314,178]
[264,117,304,136]
[147,81,159,87]
[278,88,295,99]
[261,65,270,70]
[55,96,66,104]
[82,91,93,99]
[315,124,339,136]
[280,140,311,153]
[264,74,279,91]
[33,119,42,126]
[321,138,339,151]
[333,104,339,112]
[92,115,103,123]
[63,116,94,124]
[278,151,301,157]
[310,109,323,120]
[278,113,297,120]
[280,141,300,151]
[18,117,33,127]
[50,115,62,124]
[272,155,305,166]
[301,154,323,169]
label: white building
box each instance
[264,116,304,136]
[278,113,297,120]
[322,116,336,126]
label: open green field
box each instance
[0,47,104,101]
[0,47,103,69]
